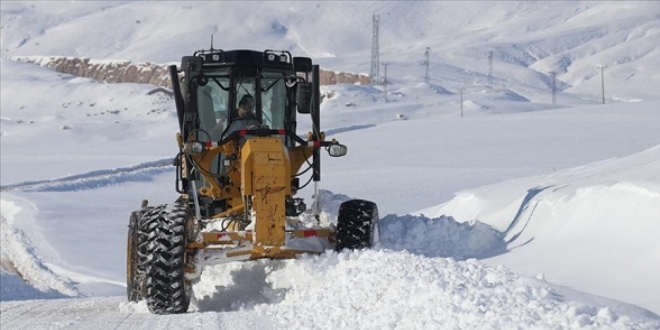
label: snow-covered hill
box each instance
[1,1,659,329]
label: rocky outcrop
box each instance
[13,56,370,88]
[319,70,371,85]
[13,57,175,88]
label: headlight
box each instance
[183,141,204,154]
[327,144,348,157]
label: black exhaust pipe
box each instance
[312,65,321,182]
[169,65,185,134]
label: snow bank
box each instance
[253,250,659,329]
[0,198,79,300]
[378,214,505,259]
[420,145,660,313]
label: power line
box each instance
[487,51,493,86]
[370,14,380,85]
[597,65,607,104]
[382,63,389,101]
[420,47,430,83]
[550,71,556,105]
[459,87,464,118]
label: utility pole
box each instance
[550,71,556,105]
[420,47,430,83]
[487,51,493,86]
[459,87,464,118]
[382,63,389,101]
[370,14,380,85]
[597,65,607,104]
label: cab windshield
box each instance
[196,72,289,139]
[193,70,291,180]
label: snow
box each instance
[1,1,660,329]
[417,146,660,314]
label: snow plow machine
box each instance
[126,48,379,314]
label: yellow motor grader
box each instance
[126,49,379,314]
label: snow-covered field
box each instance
[1,1,659,329]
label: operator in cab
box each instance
[225,94,260,135]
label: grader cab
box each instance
[126,49,379,314]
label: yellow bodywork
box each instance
[241,138,290,247]
[181,133,321,262]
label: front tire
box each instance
[335,199,379,251]
[142,203,193,314]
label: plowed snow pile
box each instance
[254,251,656,329]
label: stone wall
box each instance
[13,56,370,88]
[319,70,371,85]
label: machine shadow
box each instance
[193,260,288,312]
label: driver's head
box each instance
[237,94,255,118]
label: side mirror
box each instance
[181,56,203,79]
[180,56,203,114]
[327,143,347,157]
[296,82,313,114]
[293,57,313,73]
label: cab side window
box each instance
[260,74,287,130]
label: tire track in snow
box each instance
[325,124,376,136]
[0,158,173,193]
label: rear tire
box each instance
[142,203,193,314]
[126,207,153,302]
[335,199,379,251]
